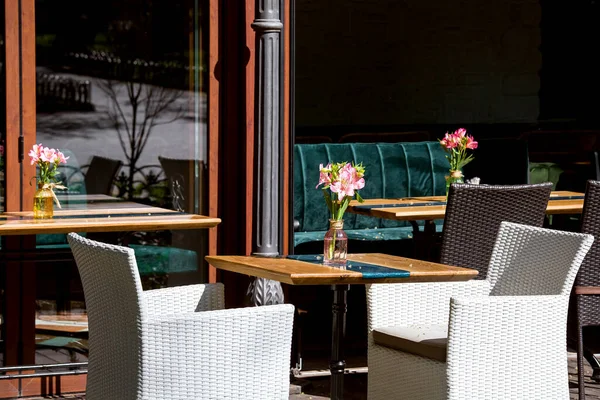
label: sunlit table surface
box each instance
[0,196,221,235]
[206,252,477,285]
[347,190,584,221]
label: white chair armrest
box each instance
[143,282,224,316]
[140,304,295,400]
[366,280,490,332]
[446,295,570,400]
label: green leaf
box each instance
[322,189,334,217]
[356,192,364,203]
[337,197,351,220]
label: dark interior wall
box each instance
[295,0,542,128]
[539,0,600,122]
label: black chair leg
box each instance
[578,324,586,400]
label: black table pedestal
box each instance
[330,284,349,400]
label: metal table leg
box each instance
[330,284,349,400]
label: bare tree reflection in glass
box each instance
[98,15,185,200]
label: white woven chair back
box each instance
[487,222,594,296]
[67,232,145,399]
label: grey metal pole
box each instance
[247,0,285,306]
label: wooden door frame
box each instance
[4,0,35,212]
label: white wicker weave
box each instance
[67,233,294,400]
[366,222,594,400]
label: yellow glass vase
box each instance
[33,184,54,219]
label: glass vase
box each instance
[445,169,464,197]
[33,185,54,219]
[323,219,348,266]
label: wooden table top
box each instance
[55,193,124,204]
[206,253,478,285]
[0,198,221,235]
[347,190,584,221]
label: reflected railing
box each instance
[56,160,202,213]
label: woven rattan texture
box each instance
[366,222,593,400]
[68,233,144,400]
[487,222,592,296]
[447,295,572,399]
[67,233,295,400]
[440,183,552,279]
[576,180,600,325]
[571,180,600,400]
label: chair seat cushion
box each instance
[372,324,448,362]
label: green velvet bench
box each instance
[293,142,448,252]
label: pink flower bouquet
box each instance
[29,143,69,207]
[316,161,366,264]
[316,161,366,221]
[439,128,478,173]
[439,128,478,192]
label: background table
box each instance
[0,197,220,371]
[347,190,584,221]
[206,253,477,400]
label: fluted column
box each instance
[247,0,284,306]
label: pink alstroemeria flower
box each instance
[466,136,478,150]
[438,128,477,174]
[440,132,460,149]
[29,143,69,190]
[348,163,365,191]
[455,128,467,138]
[330,164,353,201]
[317,160,366,222]
[28,143,43,165]
[330,163,366,201]
[57,150,69,164]
[316,163,333,189]
[40,147,58,163]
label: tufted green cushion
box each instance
[294,142,448,247]
[130,244,198,276]
[34,240,198,277]
[529,162,563,190]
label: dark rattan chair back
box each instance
[440,182,552,279]
[576,180,600,303]
[84,155,122,195]
[571,180,600,396]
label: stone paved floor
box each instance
[21,353,600,400]
[287,352,600,399]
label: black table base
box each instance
[330,284,349,400]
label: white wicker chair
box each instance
[67,233,295,400]
[366,222,594,400]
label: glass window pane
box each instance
[33,0,207,366]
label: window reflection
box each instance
[32,0,207,366]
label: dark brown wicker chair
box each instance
[440,182,552,279]
[84,155,122,195]
[570,180,600,399]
